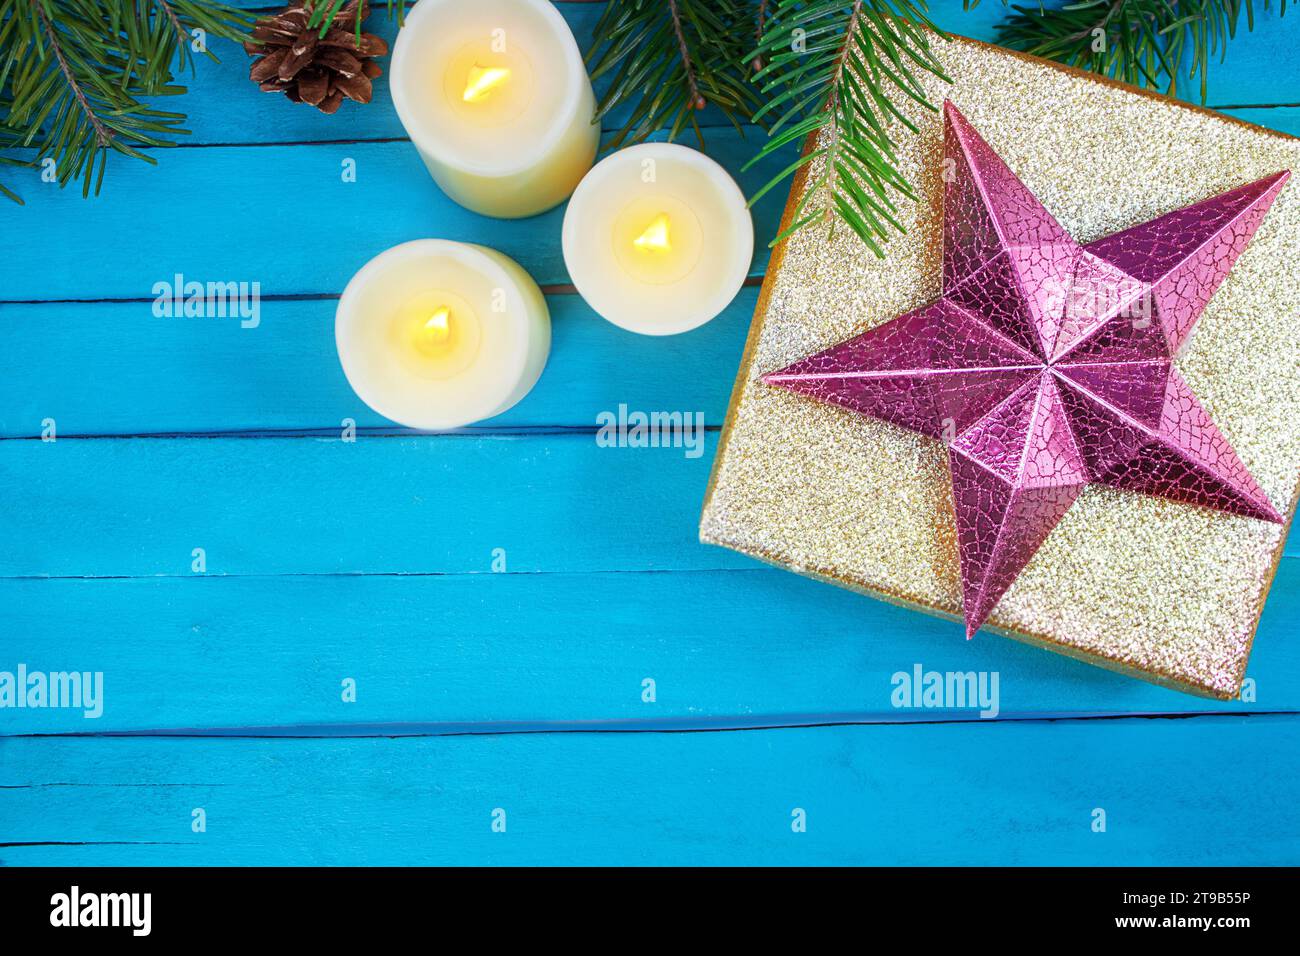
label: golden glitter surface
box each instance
[700,36,1300,699]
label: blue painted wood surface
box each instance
[2,716,1297,865]
[1,564,1298,737]
[1,1,1298,866]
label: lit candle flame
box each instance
[462,65,511,102]
[423,306,452,344]
[633,213,672,252]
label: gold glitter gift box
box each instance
[700,35,1300,699]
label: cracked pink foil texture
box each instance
[764,101,1289,638]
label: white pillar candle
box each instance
[562,143,754,336]
[336,240,550,429]
[389,0,599,218]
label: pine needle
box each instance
[746,0,950,256]
[0,0,253,203]
[586,0,761,150]
[988,0,1287,103]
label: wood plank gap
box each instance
[0,424,722,441]
[0,565,744,582]
[1210,102,1300,110]
[0,276,761,306]
[0,841,189,848]
[7,709,1296,741]
[0,556,1291,584]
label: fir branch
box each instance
[667,0,705,109]
[586,0,761,149]
[0,0,253,203]
[33,0,110,153]
[157,0,197,70]
[746,0,950,256]
[753,0,771,69]
[991,0,1287,103]
[309,0,406,36]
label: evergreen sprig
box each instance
[0,0,253,204]
[4,0,1288,253]
[586,0,761,149]
[590,1,1285,255]
[308,0,405,38]
[992,0,1287,103]
[746,0,950,256]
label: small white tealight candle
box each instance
[389,0,599,218]
[562,143,754,335]
[336,240,550,429]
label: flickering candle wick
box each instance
[462,65,511,102]
[634,213,672,252]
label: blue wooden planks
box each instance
[0,434,745,576]
[0,565,1295,734]
[3,716,1297,865]
[0,289,757,436]
[4,432,1292,577]
[7,6,1297,302]
[4,0,1300,868]
[163,4,746,145]
[0,131,793,302]
[1221,107,1300,138]
[55,2,1294,152]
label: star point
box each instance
[766,103,1287,637]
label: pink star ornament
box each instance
[764,101,1288,638]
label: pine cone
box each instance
[246,1,388,114]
